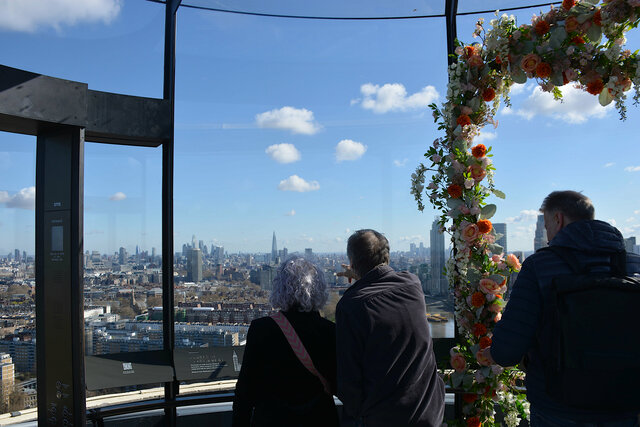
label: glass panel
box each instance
[1,1,165,98]
[83,142,163,359]
[0,132,37,413]
[174,8,452,392]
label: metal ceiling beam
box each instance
[0,65,170,146]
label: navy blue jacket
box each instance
[336,265,445,426]
[491,220,640,421]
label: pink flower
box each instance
[492,365,504,375]
[459,205,471,215]
[450,353,467,372]
[505,253,522,271]
[475,370,486,383]
[479,278,506,295]
[470,206,481,215]
[485,293,496,302]
[468,55,484,68]
[476,350,492,367]
[520,53,541,73]
[484,233,496,244]
[491,254,503,263]
[428,182,437,190]
[460,106,473,115]
[469,164,486,181]
[462,224,480,242]
[488,302,502,313]
[432,154,442,163]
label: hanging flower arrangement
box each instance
[412,1,640,425]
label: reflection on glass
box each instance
[0,132,37,412]
[83,143,162,357]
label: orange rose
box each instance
[447,184,463,199]
[471,144,487,158]
[464,45,476,57]
[520,53,541,73]
[535,20,550,35]
[457,114,472,127]
[479,336,492,349]
[587,79,604,95]
[482,87,496,102]
[473,323,487,337]
[477,219,492,234]
[467,416,482,427]
[593,9,602,26]
[565,16,579,33]
[471,292,485,308]
[571,35,585,44]
[463,393,478,403]
[563,0,575,10]
[536,62,552,79]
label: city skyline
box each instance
[1,1,640,255]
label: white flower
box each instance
[504,411,521,427]
[464,178,475,189]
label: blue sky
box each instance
[1,0,639,256]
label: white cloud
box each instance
[635,210,640,215]
[355,83,439,114]
[475,131,497,143]
[0,187,35,210]
[604,162,615,168]
[501,85,612,124]
[607,218,617,226]
[626,217,635,223]
[265,143,301,164]
[625,165,640,172]
[393,158,408,167]
[255,106,320,135]
[398,235,423,243]
[335,139,367,162]
[0,0,121,32]
[509,83,528,96]
[505,209,539,223]
[109,192,126,201]
[277,175,320,192]
[284,209,296,216]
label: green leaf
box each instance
[599,88,614,106]
[447,198,464,210]
[462,374,474,388]
[587,24,602,44]
[492,189,506,199]
[466,268,482,283]
[511,66,527,84]
[551,71,564,87]
[451,371,464,387]
[489,244,504,254]
[480,203,497,220]
[549,27,566,49]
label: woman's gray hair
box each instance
[269,257,328,312]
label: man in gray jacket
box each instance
[336,229,444,426]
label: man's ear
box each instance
[555,211,565,230]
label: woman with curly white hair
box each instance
[232,256,338,427]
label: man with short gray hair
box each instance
[487,191,640,425]
[336,229,444,426]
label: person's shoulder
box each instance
[249,315,276,332]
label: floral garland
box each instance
[411,1,640,425]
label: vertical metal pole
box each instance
[36,128,85,426]
[444,0,462,420]
[163,0,181,424]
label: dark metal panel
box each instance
[0,65,87,128]
[85,90,171,147]
[36,128,86,426]
[445,0,459,65]
[85,351,174,390]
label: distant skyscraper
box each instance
[429,219,447,295]
[187,248,203,282]
[199,240,204,251]
[151,247,157,260]
[192,234,197,249]
[410,242,416,255]
[271,232,278,264]
[305,248,313,259]
[624,237,636,253]
[118,247,127,264]
[14,249,20,263]
[493,223,507,253]
[534,215,548,251]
